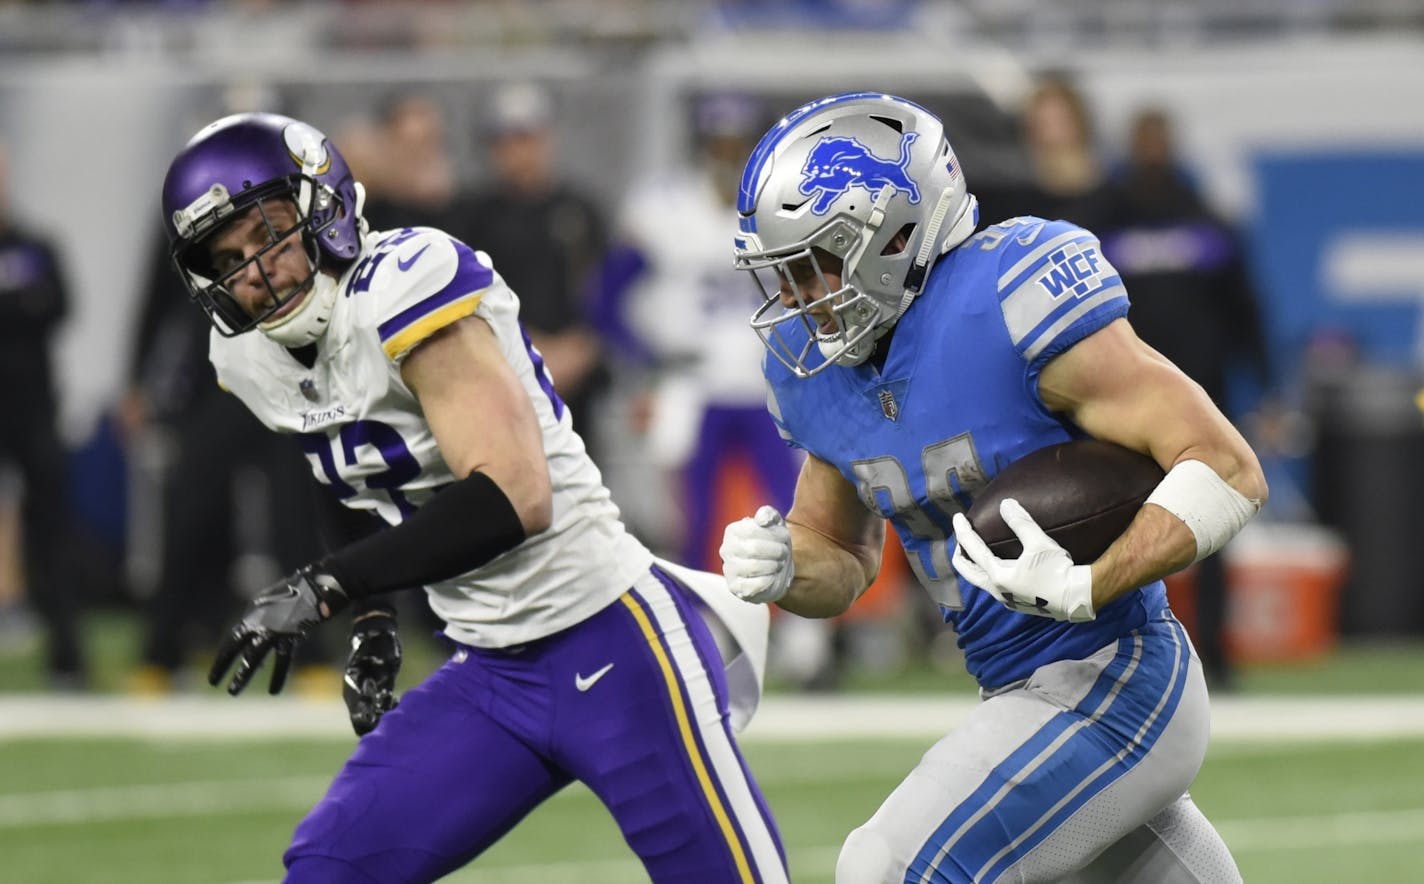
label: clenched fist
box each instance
[720,506,795,605]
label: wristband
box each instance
[1145,459,1260,562]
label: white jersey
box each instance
[617,169,768,404]
[210,226,654,649]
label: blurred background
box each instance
[0,1,1422,882]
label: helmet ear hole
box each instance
[880,223,917,256]
[810,246,844,274]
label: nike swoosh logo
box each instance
[574,662,615,692]
[397,244,430,272]
[1015,225,1044,246]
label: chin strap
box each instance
[902,187,957,298]
[259,272,339,347]
[898,188,977,310]
[352,181,370,238]
[892,191,980,328]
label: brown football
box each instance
[966,439,1165,564]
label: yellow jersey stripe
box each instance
[380,293,482,361]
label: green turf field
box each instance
[2,733,1422,883]
[3,611,1424,882]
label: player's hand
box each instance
[208,565,350,696]
[951,499,1095,622]
[344,611,401,736]
[720,505,795,604]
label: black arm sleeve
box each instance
[309,483,397,618]
[318,471,527,601]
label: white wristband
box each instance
[1145,459,1261,562]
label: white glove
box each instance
[719,505,795,605]
[951,499,1096,622]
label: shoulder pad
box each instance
[346,228,494,363]
[987,219,1128,363]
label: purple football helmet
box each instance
[161,112,362,338]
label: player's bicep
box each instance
[1038,318,1259,488]
[400,315,552,533]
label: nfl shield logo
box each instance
[878,388,898,422]
[299,378,319,402]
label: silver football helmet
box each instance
[733,93,978,376]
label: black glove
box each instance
[344,611,402,736]
[208,565,350,696]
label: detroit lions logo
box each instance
[798,132,921,215]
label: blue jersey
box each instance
[765,216,1169,689]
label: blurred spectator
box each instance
[975,76,1109,228]
[0,140,88,688]
[1095,105,1275,690]
[120,91,343,693]
[604,92,796,572]
[359,92,458,232]
[120,230,343,693]
[447,82,611,461]
[597,93,885,689]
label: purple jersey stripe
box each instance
[518,322,565,420]
[377,243,493,343]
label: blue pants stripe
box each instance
[909,614,1190,883]
[975,616,1192,881]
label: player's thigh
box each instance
[563,571,787,884]
[1013,657,1217,881]
[842,616,1202,884]
[284,660,569,883]
[838,686,1067,884]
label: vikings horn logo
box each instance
[283,122,331,174]
[798,132,920,215]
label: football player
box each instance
[720,93,1265,882]
[162,112,785,883]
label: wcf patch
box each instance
[1036,243,1105,299]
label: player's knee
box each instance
[836,824,899,884]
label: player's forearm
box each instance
[776,521,879,618]
[1088,505,1197,608]
[1090,452,1267,608]
[321,471,527,599]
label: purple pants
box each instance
[283,567,787,883]
[682,404,799,571]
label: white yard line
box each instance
[1,747,1419,881]
[0,777,333,828]
[1217,808,1424,851]
[4,693,1424,741]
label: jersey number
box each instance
[300,419,421,519]
[850,433,988,609]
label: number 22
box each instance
[300,419,421,519]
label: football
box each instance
[965,439,1165,564]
